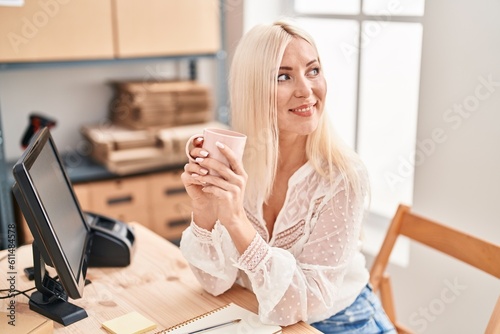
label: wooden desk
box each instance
[0,223,320,333]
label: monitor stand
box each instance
[30,243,87,326]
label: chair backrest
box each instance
[369,204,500,334]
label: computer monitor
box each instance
[12,127,91,326]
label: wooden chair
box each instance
[369,204,500,334]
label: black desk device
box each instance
[85,212,136,267]
[12,126,135,325]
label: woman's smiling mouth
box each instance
[289,103,316,116]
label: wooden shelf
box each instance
[0,0,226,250]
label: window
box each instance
[294,0,424,220]
[293,0,424,264]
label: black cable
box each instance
[1,275,91,307]
[0,273,61,304]
[0,287,36,300]
[0,287,63,306]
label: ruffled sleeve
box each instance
[179,219,240,295]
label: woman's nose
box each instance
[294,76,312,98]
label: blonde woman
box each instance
[180,20,395,333]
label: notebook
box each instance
[158,303,282,334]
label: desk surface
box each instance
[0,223,320,333]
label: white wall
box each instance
[388,0,500,333]
[243,0,293,32]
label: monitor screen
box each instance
[27,135,88,281]
[12,127,91,325]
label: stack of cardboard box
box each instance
[110,80,213,129]
[81,80,226,175]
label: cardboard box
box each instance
[81,121,227,175]
[110,81,214,130]
[0,311,53,334]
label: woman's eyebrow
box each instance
[279,59,319,71]
[306,59,319,67]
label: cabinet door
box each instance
[113,0,221,58]
[87,176,151,228]
[0,0,114,62]
[73,183,91,211]
[149,170,191,241]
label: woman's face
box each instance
[276,37,326,137]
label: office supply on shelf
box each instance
[160,302,282,334]
[102,311,156,334]
[81,121,227,175]
[20,113,56,149]
[110,80,213,130]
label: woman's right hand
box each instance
[181,139,218,228]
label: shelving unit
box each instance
[0,0,227,249]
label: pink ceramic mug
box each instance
[185,128,247,175]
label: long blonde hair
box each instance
[230,20,366,203]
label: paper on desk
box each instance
[102,311,157,334]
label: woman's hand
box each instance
[181,138,218,228]
[185,141,256,254]
[192,142,248,228]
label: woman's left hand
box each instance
[194,142,248,227]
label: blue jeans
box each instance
[310,284,396,333]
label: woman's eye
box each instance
[277,73,290,81]
[309,67,320,76]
